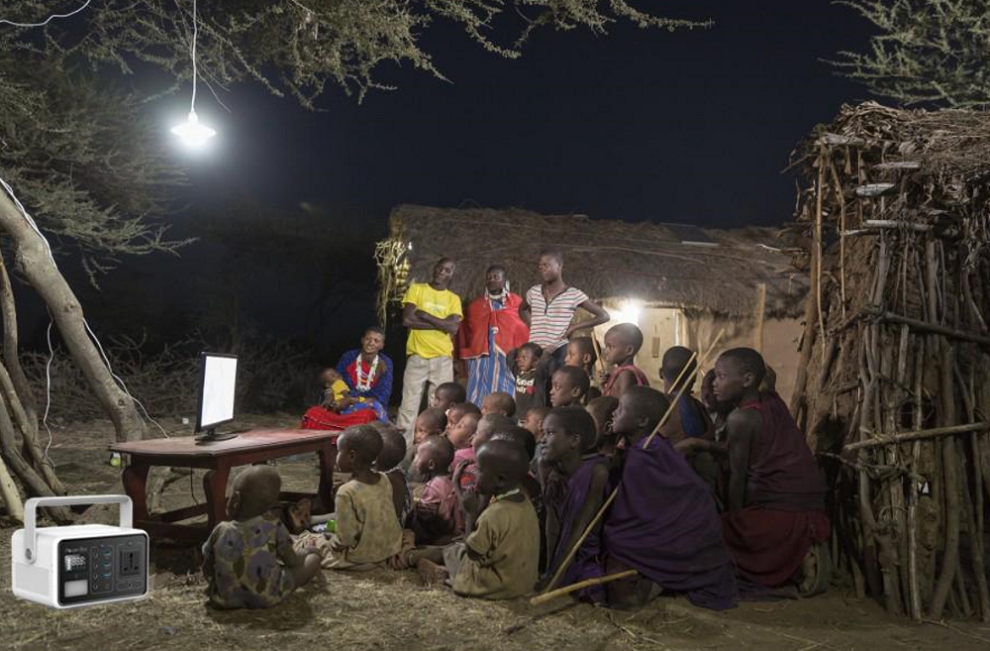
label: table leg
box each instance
[122,460,151,521]
[317,440,336,512]
[203,461,231,532]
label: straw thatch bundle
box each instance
[790,102,990,621]
[375,204,808,324]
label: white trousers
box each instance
[395,354,453,444]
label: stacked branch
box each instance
[789,102,990,621]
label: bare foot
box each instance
[416,558,448,587]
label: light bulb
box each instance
[171,110,216,148]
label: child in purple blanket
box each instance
[539,406,611,597]
[602,386,738,610]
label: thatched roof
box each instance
[375,204,808,323]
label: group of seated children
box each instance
[203,324,828,612]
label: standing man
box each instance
[396,258,463,444]
[521,249,610,370]
[457,265,530,407]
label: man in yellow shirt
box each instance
[396,258,463,444]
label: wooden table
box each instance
[109,429,338,542]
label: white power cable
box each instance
[190,0,198,112]
[0,0,92,28]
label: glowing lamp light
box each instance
[171,111,216,148]
[609,299,643,326]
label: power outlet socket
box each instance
[119,549,141,576]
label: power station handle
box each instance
[22,495,134,563]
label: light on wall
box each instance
[609,299,643,326]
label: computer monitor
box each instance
[195,353,238,442]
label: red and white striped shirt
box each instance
[525,285,589,352]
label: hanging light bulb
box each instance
[171,0,216,147]
[171,110,216,147]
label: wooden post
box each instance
[754,282,767,353]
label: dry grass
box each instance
[2,415,990,651]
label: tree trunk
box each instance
[0,451,23,521]
[0,190,146,443]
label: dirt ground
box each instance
[2,415,990,651]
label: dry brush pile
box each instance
[789,102,990,621]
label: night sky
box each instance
[43,0,880,361]
[176,0,876,227]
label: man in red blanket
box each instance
[712,347,830,596]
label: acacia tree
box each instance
[0,0,707,519]
[833,0,990,108]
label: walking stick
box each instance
[533,330,725,604]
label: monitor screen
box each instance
[197,353,237,432]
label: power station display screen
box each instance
[58,534,147,606]
[197,354,237,431]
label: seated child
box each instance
[600,324,649,398]
[320,368,352,407]
[321,425,404,569]
[522,405,551,475]
[658,346,714,446]
[413,407,447,445]
[431,381,467,413]
[375,425,412,524]
[202,466,321,609]
[585,396,619,456]
[511,342,547,418]
[540,407,611,598]
[451,413,511,517]
[564,337,598,380]
[481,391,516,419]
[602,386,738,611]
[711,348,829,595]
[415,439,540,599]
[490,425,540,502]
[549,366,591,408]
[565,337,602,402]
[407,435,462,542]
[444,402,481,438]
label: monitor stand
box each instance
[194,427,241,443]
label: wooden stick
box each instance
[540,330,725,596]
[529,570,637,606]
[844,422,990,452]
[589,333,607,376]
[877,311,990,347]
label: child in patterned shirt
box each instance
[202,466,321,609]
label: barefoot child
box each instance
[712,348,829,594]
[319,368,352,407]
[540,407,611,598]
[549,366,591,408]
[202,466,321,609]
[416,439,540,599]
[481,391,516,418]
[322,425,403,569]
[602,386,738,610]
[407,435,462,542]
[601,323,649,398]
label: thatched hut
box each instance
[375,204,809,400]
[789,102,990,621]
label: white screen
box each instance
[199,355,237,430]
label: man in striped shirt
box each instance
[520,249,609,369]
